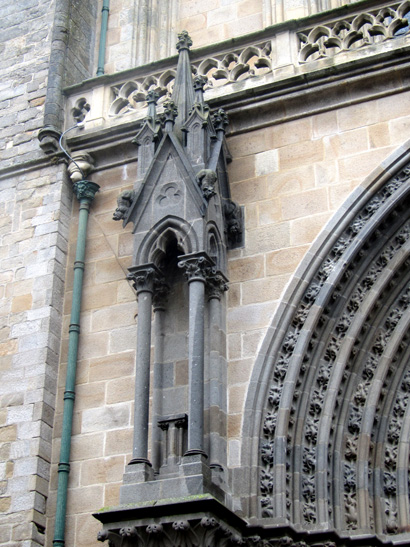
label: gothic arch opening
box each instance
[241,142,410,540]
[136,215,198,264]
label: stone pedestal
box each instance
[119,454,225,505]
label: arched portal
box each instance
[242,142,410,539]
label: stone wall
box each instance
[0,0,54,171]
[44,86,410,546]
[0,164,71,546]
[102,0,359,73]
[0,1,98,544]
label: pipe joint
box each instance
[58,462,71,474]
[63,390,76,402]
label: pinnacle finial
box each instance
[146,90,159,104]
[212,109,229,132]
[162,99,178,132]
[176,30,192,52]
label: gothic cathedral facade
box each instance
[2,0,410,546]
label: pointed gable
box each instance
[114,30,243,267]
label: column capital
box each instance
[127,264,162,294]
[72,180,100,203]
[178,252,215,283]
[207,270,229,300]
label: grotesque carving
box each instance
[224,199,242,246]
[113,190,135,221]
[196,169,217,200]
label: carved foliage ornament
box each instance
[98,525,339,547]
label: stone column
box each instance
[127,264,159,465]
[207,271,228,468]
[151,279,169,471]
[179,253,213,456]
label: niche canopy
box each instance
[113,29,243,260]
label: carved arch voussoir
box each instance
[241,141,410,536]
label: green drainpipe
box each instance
[53,179,99,547]
[97,0,110,76]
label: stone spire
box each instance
[171,30,195,137]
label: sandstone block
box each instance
[312,110,338,138]
[228,155,255,183]
[279,138,324,170]
[267,164,315,197]
[106,376,134,405]
[338,147,393,181]
[290,211,332,246]
[266,245,308,276]
[258,198,281,225]
[229,255,264,283]
[74,382,105,411]
[75,512,104,547]
[77,332,109,361]
[91,301,137,333]
[389,115,410,145]
[104,427,133,456]
[255,149,279,177]
[81,404,131,433]
[231,176,267,204]
[109,325,138,353]
[228,358,253,385]
[228,129,267,157]
[89,351,134,382]
[67,485,104,514]
[269,117,312,149]
[245,222,290,254]
[207,5,236,27]
[368,122,390,148]
[326,127,369,159]
[280,187,328,221]
[94,257,126,284]
[228,301,274,333]
[80,455,125,487]
[226,12,263,37]
[228,413,242,437]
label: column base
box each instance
[128,457,152,466]
[119,453,225,505]
[184,449,208,457]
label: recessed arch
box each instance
[240,141,410,540]
[136,215,199,266]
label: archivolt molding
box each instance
[242,144,410,540]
